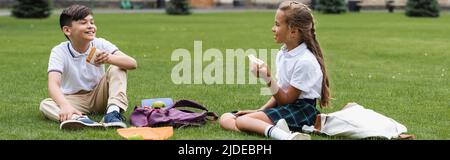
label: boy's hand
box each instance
[59,105,82,122]
[94,51,110,66]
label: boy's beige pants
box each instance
[39,66,128,122]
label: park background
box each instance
[0,0,448,140]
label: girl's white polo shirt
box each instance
[275,43,323,100]
[47,38,119,94]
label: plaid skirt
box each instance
[263,99,320,132]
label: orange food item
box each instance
[86,47,98,64]
[117,127,173,140]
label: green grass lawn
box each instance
[0,11,448,140]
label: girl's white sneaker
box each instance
[287,132,311,140]
[275,119,291,133]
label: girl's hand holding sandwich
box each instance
[251,62,271,84]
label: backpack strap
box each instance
[314,114,322,132]
[167,100,219,121]
[313,114,328,134]
[206,112,219,121]
[168,99,209,111]
[396,134,416,140]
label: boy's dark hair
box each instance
[59,5,93,40]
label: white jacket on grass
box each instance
[302,103,408,139]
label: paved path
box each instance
[0,8,274,17]
[0,9,10,16]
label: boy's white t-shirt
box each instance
[275,43,323,100]
[47,38,119,94]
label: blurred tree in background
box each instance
[12,0,51,18]
[406,0,440,17]
[166,0,191,15]
[318,0,346,14]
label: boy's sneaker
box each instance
[101,111,127,128]
[275,119,291,133]
[60,115,103,130]
[287,132,311,140]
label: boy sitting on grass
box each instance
[39,4,137,130]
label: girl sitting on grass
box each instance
[219,1,331,140]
